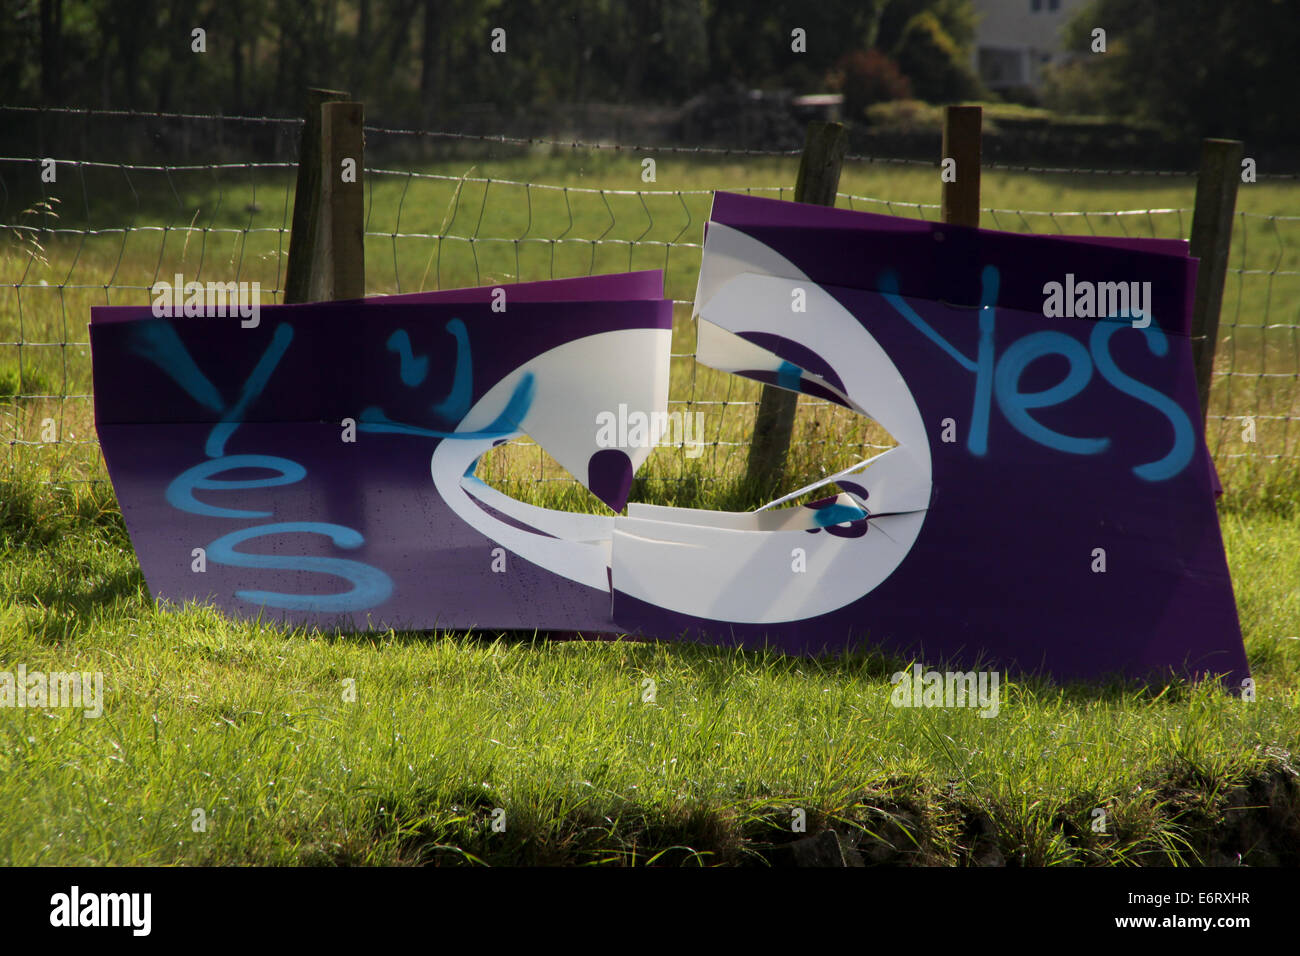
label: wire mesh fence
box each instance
[2,108,1297,495]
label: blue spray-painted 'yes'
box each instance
[363,319,531,480]
[994,331,1108,456]
[880,266,999,456]
[358,370,534,440]
[129,319,293,456]
[130,319,393,612]
[385,319,473,423]
[167,454,305,519]
[1089,320,1193,480]
[386,329,429,386]
[877,266,1193,480]
[432,318,473,420]
[206,522,394,611]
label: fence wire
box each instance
[2,107,1297,493]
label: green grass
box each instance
[0,465,1297,866]
[1,151,1299,865]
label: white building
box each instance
[971,0,1089,91]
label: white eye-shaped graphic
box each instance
[610,262,932,625]
[431,224,932,628]
[430,326,669,592]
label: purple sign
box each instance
[90,194,1248,685]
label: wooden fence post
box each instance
[941,105,982,228]
[743,121,847,495]
[1189,138,1243,429]
[284,88,365,303]
[317,100,366,300]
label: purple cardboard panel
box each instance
[98,421,614,632]
[91,212,1248,686]
[620,278,1246,683]
[90,299,672,426]
[92,273,672,629]
[666,193,1246,684]
[89,270,668,327]
[710,190,1193,257]
[705,192,1197,334]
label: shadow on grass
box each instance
[0,475,127,549]
[20,565,145,616]
[354,781,751,867]
[346,755,1300,866]
[304,622,1245,710]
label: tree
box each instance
[39,0,63,103]
[892,9,980,103]
[1063,0,1300,146]
[831,49,912,120]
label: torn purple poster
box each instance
[90,196,1249,685]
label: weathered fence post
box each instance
[941,105,982,228]
[744,121,847,495]
[285,88,366,303]
[1189,138,1243,429]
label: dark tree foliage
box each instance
[832,49,913,121]
[1064,0,1300,145]
[892,10,980,103]
[3,0,1293,150]
[0,0,976,121]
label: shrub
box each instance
[828,49,912,121]
[893,11,982,103]
[1039,57,1117,116]
[863,99,944,131]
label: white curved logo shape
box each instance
[610,271,932,624]
[431,229,932,626]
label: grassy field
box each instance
[0,465,1297,866]
[1,150,1299,865]
[4,149,1300,486]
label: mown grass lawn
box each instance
[0,457,1297,866]
[1,151,1299,865]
